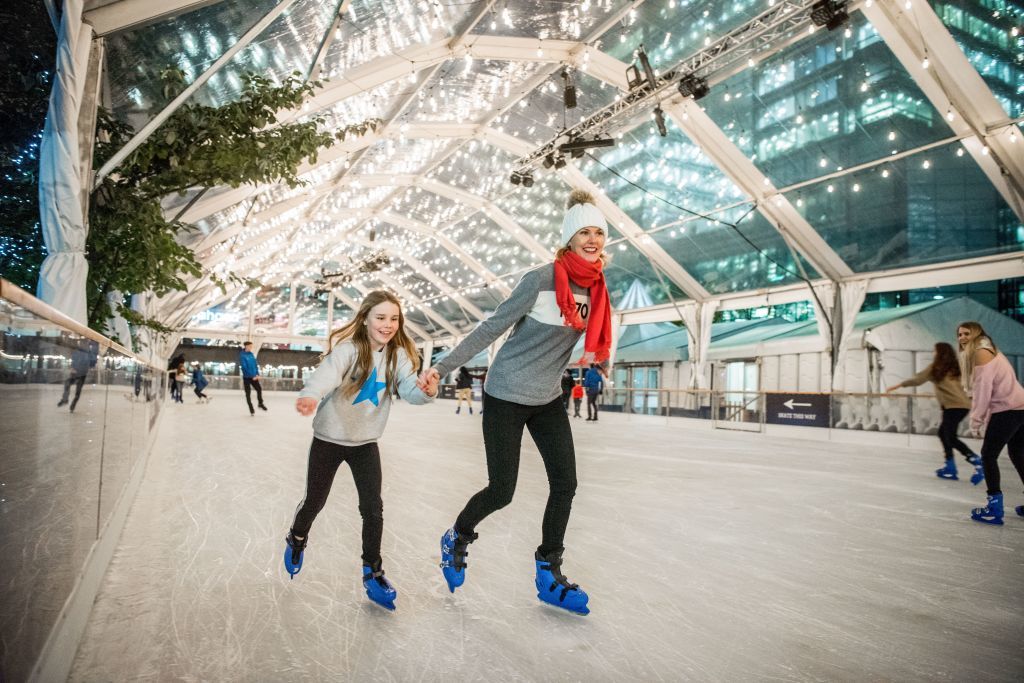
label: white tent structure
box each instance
[41,0,1024,365]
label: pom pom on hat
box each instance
[561,189,607,245]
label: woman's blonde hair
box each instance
[957,320,998,388]
[325,290,421,399]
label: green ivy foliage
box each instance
[87,68,378,332]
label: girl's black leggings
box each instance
[291,437,383,565]
[980,409,1024,496]
[455,392,577,557]
[938,408,973,461]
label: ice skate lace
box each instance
[286,533,306,563]
[364,567,393,590]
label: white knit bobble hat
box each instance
[560,189,607,246]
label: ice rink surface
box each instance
[70,390,1024,682]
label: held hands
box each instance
[417,367,441,397]
[295,396,318,416]
[884,384,900,393]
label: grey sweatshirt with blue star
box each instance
[298,341,432,446]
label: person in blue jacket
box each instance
[239,341,267,415]
[583,363,604,421]
[191,362,211,403]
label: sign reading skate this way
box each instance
[765,393,830,428]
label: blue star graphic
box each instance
[352,367,387,406]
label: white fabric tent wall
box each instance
[37,0,92,324]
[682,301,719,390]
[811,282,868,391]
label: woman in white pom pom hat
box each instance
[418,188,612,615]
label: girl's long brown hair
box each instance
[930,342,960,383]
[325,290,420,399]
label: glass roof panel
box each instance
[605,240,688,306]
[388,186,466,226]
[702,12,955,188]
[473,0,629,40]
[187,0,340,111]
[446,215,543,278]
[350,137,455,177]
[187,301,249,332]
[490,175,573,254]
[320,0,470,78]
[294,285,328,337]
[428,141,515,202]
[928,0,1024,118]
[252,285,292,335]
[104,0,280,120]
[786,139,1024,272]
[602,0,766,67]
[401,59,547,125]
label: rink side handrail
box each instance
[0,277,161,372]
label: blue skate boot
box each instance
[362,562,397,611]
[966,454,985,485]
[971,493,1004,525]
[284,530,306,579]
[1016,505,1024,518]
[439,527,477,593]
[935,459,958,480]
[534,550,590,615]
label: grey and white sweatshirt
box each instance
[435,263,591,406]
[299,341,432,446]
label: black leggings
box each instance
[455,392,577,557]
[938,408,973,461]
[291,438,384,565]
[980,409,1024,496]
[243,377,264,411]
[586,393,599,419]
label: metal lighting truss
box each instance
[511,0,837,176]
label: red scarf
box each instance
[554,251,612,365]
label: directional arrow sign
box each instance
[783,399,812,409]
[766,394,830,428]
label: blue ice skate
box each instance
[439,527,477,593]
[1016,504,1024,518]
[966,454,985,485]
[935,459,958,480]
[362,562,397,611]
[971,493,1004,525]
[534,550,590,615]
[284,530,306,579]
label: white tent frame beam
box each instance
[83,0,218,36]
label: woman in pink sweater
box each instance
[959,322,1024,524]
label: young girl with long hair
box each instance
[957,321,1024,524]
[284,290,438,609]
[418,189,613,615]
[886,342,982,483]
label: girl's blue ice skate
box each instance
[535,550,589,615]
[971,493,1004,525]
[935,459,958,480]
[362,562,397,611]
[966,454,985,485]
[284,531,306,579]
[439,527,477,593]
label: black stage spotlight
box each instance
[638,46,658,90]
[626,64,644,90]
[553,155,567,169]
[543,153,556,169]
[522,173,534,188]
[562,68,577,109]
[677,74,709,100]
[558,136,616,155]
[510,172,522,185]
[810,0,849,31]
[653,105,668,137]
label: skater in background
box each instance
[191,362,211,403]
[957,322,1024,524]
[583,363,604,421]
[284,290,438,610]
[239,341,267,415]
[455,366,476,415]
[885,342,982,483]
[57,338,97,412]
[560,369,575,411]
[174,362,187,404]
[418,188,613,615]
[571,380,584,418]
